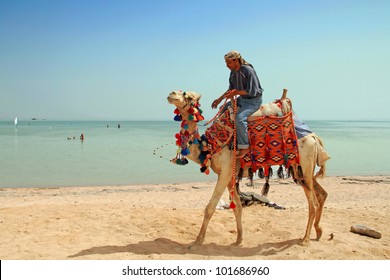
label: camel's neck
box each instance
[178,119,200,149]
[171,103,208,170]
[175,103,200,137]
[171,117,206,167]
[184,120,198,135]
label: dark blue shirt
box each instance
[228,64,263,98]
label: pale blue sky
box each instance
[1,0,389,121]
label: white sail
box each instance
[14,117,18,125]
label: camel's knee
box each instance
[320,189,328,202]
[204,203,217,217]
[303,186,318,209]
[313,180,328,203]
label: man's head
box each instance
[224,50,250,71]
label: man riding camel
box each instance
[212,50,263,158]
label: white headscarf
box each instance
[224,50,252,67]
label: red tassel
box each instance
[174,108,180,114]
[229,201,236,209]
[204,168,210,175]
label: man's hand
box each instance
[211,98,221,109]
[211,89,238,109]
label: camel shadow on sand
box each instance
[69,238,303,259]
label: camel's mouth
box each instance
[167,96,175,102]
[167,93,183,104]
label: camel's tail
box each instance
[313,134,331,179]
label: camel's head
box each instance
[167,90,204,122]
[167,90,202,108]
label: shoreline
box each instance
[1,175,389,260]
[2,173,390,190]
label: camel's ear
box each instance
[172,90,183,96]
[185,91,201,102]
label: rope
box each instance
[153,142,174,162]
[230,97,238,209]
[203,98,229,127]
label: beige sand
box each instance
[0,176,389,260]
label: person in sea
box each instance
[212,50,263,158]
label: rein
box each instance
[203,98,229,126]
[229,97,238,209]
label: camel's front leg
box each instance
[191,182,225,248]
[231,184,243,246]
[190,174,230,249]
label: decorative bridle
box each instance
[171,92,205,166]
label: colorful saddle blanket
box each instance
[241,111,300,176]
[204,109,234,154]
[203,108,300,176]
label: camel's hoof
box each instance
[231,240,242,247]
[299,238,310,246]
[188,243,199,250]
[188,240,203,250]
[315,227,323,240]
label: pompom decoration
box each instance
[181,147,190,156]
[171,101,208,173]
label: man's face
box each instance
[225,58,240,71]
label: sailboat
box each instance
[14,117,18,127]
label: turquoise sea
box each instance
[1,120,390,188]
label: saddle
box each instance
[204,98,300,177]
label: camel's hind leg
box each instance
[313,179,328,240]
[300,179,318,245]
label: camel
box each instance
[167,89,329,247]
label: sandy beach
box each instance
[0,175,389,260]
